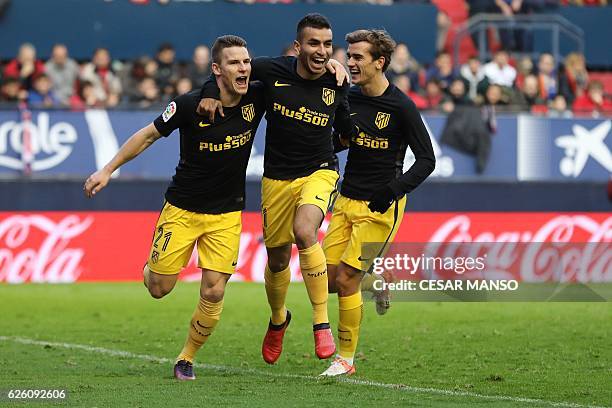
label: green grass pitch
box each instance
[0,282,610,407]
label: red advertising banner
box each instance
[0,212,610,283]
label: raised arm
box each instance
[84,123,162,197]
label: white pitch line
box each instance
[0,336,607,408]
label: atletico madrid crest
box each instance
[322,88,335,106]
[242,103,255,122]
[375,112,390,130]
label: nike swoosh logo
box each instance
[232,261,238,266]
[358,256,369,262]
[350,113,358,116]
[199,121,211,127]
[196,320,213,329]
[315,195,325,202]
[274,81,291,87]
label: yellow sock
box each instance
[177,297,223,363]
[299,243,329,325]
[360,273,378,293]
[265,265,290,325]
[338,292,363,360]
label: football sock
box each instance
[360,272,379,293]
[264,264,291,325]
[299,243,329,325]
[177,297,223,363]
[338,291,363,361]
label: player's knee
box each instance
[267,247,291,272]
[147,283,172,299]
[200,284,225,303]
[293,224,316,249]
[336,265,361,295]
[336,271,352,292]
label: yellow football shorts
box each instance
[146,202,241,275]
[322,194,406,271]
[261,169,339,248]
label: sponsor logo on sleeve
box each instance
[162,101,177,122]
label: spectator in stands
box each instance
[483,49,516,88]
[426,50,458,91]
[548,94,573,118]
[572,80,612,115]
[483,83,511,108]
[436,10,451,52]
[174,77,193,97]
[154,42,179,100]
[184,45,210,89]
[481,83,510,130]
[515,74,546,110]
[494,0,533,52]
[121,56,152,102]
[514,55,534,90]
[460,56,486,100]
[80,47,122,107]
[3,43,45,91]
[70,81,104,110]
[536,53,557,101]
[27,73,60,108]
[447,78,472,106]
[559,52,589,105]
[392,74,428,110]
[133,76,161,109]
[441,79,473,114]
[466,0,494,51]
[44,44,79,106]
[386,43,420,88]
[424,79,444,110]
[0,77,26,105]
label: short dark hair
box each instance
[157,42,174,53]
[296,13,332,41]
[345,29,396,72]
[211,35,248,64]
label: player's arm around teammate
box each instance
[85,36,265,381]
[195,14,357,366]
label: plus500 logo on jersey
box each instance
[353,130,389,149]
[199,130,253,152]
[273,103,329,127]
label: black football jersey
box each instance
[339,84,435,200]
[153,84,265,213]
[202,56,352,180]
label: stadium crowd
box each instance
[1,40,610,117]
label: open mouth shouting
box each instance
[235,75,248,92]
[310,55,328,72]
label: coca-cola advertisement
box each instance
[0,212,610,284]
